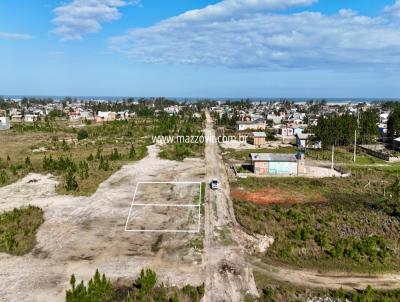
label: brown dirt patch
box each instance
[231,188,325,205]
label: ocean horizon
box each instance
[1,95,400,104]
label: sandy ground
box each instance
[0,146,205,302]
[305,165,342,178]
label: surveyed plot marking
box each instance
[125,181,202,233]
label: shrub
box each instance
[64,170,78,191]
[66,270,114,302]
[77,129,89,141]
[0,170,7,184]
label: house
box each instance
[11,114,23,123]
[68,111,81,121]
[250,153,306,176]
[24,114,39,123]
[80,110,94,120]
[295,133,321,149]
[252,132,266,148]
[278,127,294,137]
[380,112,389,124]
[0,117,10,131]
[116,111,129,120]
[96,111,116,123]
[293,127,305,136]
[236,119,266,131]
[164,106,180,115]
[266,113,282,125]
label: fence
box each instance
[359,144,399,162]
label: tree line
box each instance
[314,109,379,149]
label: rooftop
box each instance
[236,118,265,125]
[253,132,266,137]
[250,153,297,162]
[296,133,313,139]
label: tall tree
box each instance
[359,109,379,143]
[387,105,400,138]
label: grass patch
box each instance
[189,230,205,251]
[306,148,386,165]
[215,225,237,246]
[0,205,44,255]
[232,175,400,273]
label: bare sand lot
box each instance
[0,145,205,302]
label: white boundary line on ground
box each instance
[125,181,202,233]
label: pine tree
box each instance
[64,169,78,191]
[129,145,136,159]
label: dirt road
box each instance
[203,110,259,301]
[252,258,400,290]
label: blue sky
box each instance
[0,0,400,98]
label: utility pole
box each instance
[353,110,360,163]
[331,144,335,170]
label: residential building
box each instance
[11,114,23,122]
[236,119,266,131]
[96,111,116,122]
[278,126,294,137]
[250,153,306,176]
[24,114,39,123]
[252,132,266,148]
[295,133,321,149]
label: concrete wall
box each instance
[253,161,298,175]
[0,117,10,131]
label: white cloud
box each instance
[53,0,139,40]
[384,0,400,18]
[171,0,317,22]
[109,0,400,70]
[0,31,33,40]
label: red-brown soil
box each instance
[231,188,325,205]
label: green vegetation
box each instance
[305,147,386,165]
[252,271,400,302]
[0,206,44,255]
[157,111,205,161]
[388,104,400,138]
[0,107,204,195]
[66,269,205,302]
[215,225,236,246]
[314,109,378,148]
[232,172,400,272]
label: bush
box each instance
[77,129,89,141]
[0,205,44,255]
[66,270,114,302]
[0,170,7,184]
[64,169,78,191]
